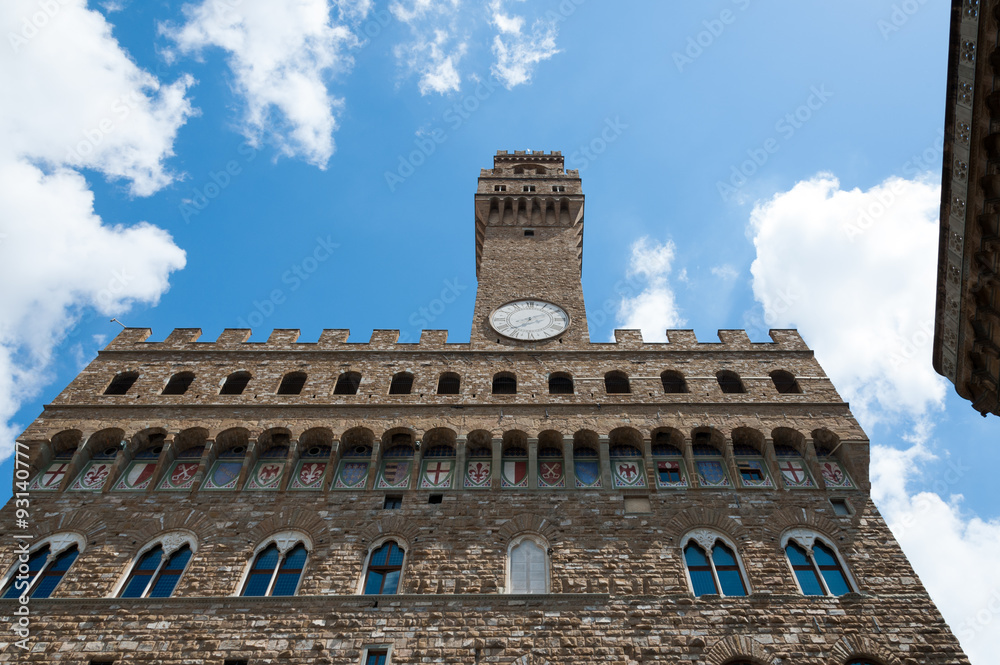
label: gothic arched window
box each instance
[242,537,309,597]
[508,536,548,594]
[120,538,194,598]
[363,540,405,594]
[681,531,748,597]
[1,535,83,599]
[783,531,853,596]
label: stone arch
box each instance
[691,426,725,450]
[731,426,765,454]
[50,429,83,456]
[830,635,902,665]
[423,427,457,452]
[495,513,560,545]
[704,635,778,665]
[300,427,334,448]
[247,508,329,555]
[763,507,846,545]
[358,515,421,547]
[174,427,209,456]
[812,427,842,454]
[127,509,215,550]
[771,426,806,454]
[33,508,106,546]
[667,507,747,543]
[501,430,528,454]
[82,428,125,459]
[466,429,494,456]
[127,428,168,458]
[340,426,375,451]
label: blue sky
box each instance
[2,0,999,661]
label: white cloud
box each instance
[748,173,945,423]
[0,0,190,460]
[711,264,738,281]
[489,0,559,89]
[390,0,466,95]
[616,237,685,341]
[163,0,364,166]
[871,425,1000,665]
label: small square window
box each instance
[428,494,443,504]
[552,185,565,192]
[494,185,506,192]
[383,496,402,509]
[524,229,535,237]
[523,185,535,192]
[366,650,388,665]
[831,499,850,516]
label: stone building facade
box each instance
[934,0,1000,417]
[1,151,969,664]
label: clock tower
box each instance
[471,150,589,347]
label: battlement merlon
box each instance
[101,327,812,353]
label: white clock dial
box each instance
[489,300,569,341]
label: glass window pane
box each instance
[689,569,717,597]
[253,545,280,571]
[785,543,811,566]
[794,568,825,596]
[136,547,163,571]
[812,543,837,566]
[271,572,302,596]
[242,571,272,597]
[29,575,62,599]
[822,568,851,596]
[281,545,307,570]
[717,569,746,596]
[712,544,737,567]
[684,544,709,567]
[382,569,400,594]
[370,544,388,566]
[386,543,404,566]
[148,573,181,598]
[163,547,191,571]
[364,571,384,595]
[121,573,153,598]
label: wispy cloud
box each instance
[390,0,466,95]
[488,0,560,88]
[163,0,365,166]
[616,237,685,341]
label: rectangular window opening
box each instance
[366,650,389,665]
[524,229,535,237]
[383,496,402,510]
[494,185,506,192]
[523,185,535,192]
[831,499,850,516]
[552,185,566,192]
[428,494,443,504]
[223,661,249,665]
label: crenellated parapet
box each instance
[103,327,811,353]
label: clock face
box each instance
[489,300,569,341]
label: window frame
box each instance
[112,532,197,599]
[680,530,751,598]
[360,538,407,595]
[236,531,312,597]
[505,534,550,594]
[362,645,393,665]
[781,529,855,597]
[1,533,85,599]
